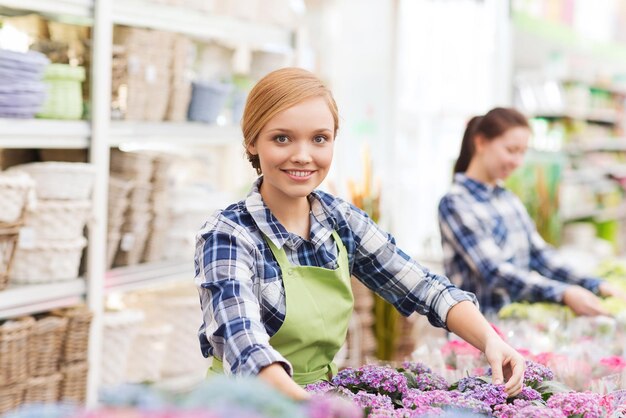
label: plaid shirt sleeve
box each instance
[194,213,292,377]
[438,195,571,304]
[343,202,477,330]
[519,202,603,294]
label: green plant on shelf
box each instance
[506,151,564,246]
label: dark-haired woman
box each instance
[438,107,625,316]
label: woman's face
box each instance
[249,96,335,202]
[476,126,530,182]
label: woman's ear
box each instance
[247,142,258,156]
[473,134,487,153]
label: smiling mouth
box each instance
[283,169,314,178]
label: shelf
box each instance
[105,259,193,294]
[0,119,90,148]
[0,0,93,23]
[530,109,620,125]
[112,0,293,54]
[109,121,240,147]
[562,203,626,222]
[566,139,626,153]
[513,12,626,66]
[0,279,86,319]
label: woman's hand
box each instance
[445,301,525,397]
[563,285,609,316]
[599,282,626,301]
[483,335,525,397]
[258,363,311,401]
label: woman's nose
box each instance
[291,143,313,164]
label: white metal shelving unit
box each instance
[0,0,296,406]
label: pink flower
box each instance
[599,356,626,372]
[441,340,481,358]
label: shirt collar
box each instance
[454,173,506,201]
[244,177,336,250]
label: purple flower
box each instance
[455,377,487,393]
[464,383,508,407]
[403,389,462,409]
[413,373,449,392]
[522,361,554,387]
[402,389,491,416]
[494,400,566,418]
[370,406,444,417]
[400,361,433,375]
[515,386,541,402]
[332,365,409,399]
[487,360,554,387]
[305,381,337,394]
[350,390,394,410]
[305,394,363,418]
[546,392,603,418]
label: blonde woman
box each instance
[195,69,525,400]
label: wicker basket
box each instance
[28,316,68,377]
[0,383,24,415]
[125,324,172,383]
[23,373,63,404]
[101,309,144,387]
[24,200,91,240]
[51,306,92,364]
[37,64,85,120]
[11,237,87,283]
[8,162,95,200]
[0,173,34,224]
[0,316,34,386]
[110,150,155,183]
[0,222,22,291]
[39,148,88,163]
[106,232,121,270]
[59,361,88,404]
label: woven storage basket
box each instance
[24,200,91,240]
[37,64,85,120]
[0,383,24,415]
[0,222,22,291]
[159,295,211,377]
[125,324,172,383]
[0,317,34,386]
[59,361,88,403]
[110,150,155,183]
[51,306,92,364]
[101,309,144,387]
[28,316,68,377]
[121,286,209,379]
[39,148,88,163]
[23,372,62,404]
[129,184,153,208]
[11,237,86,283]
[0,173,34,224]
[8,162,95,200]
[106,232,121,270]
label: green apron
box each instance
[208,230,354,385]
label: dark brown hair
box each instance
[453,107,530,174]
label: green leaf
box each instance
[535,380,572,402]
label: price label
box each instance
[18,227,36,249]
[120,233,135,251]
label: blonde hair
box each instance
[242,67,339,174]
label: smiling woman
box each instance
[194,68,526,402]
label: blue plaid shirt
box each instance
[438,173,603,314]
[195,177,477,377]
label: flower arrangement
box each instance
[305,361,613,417]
